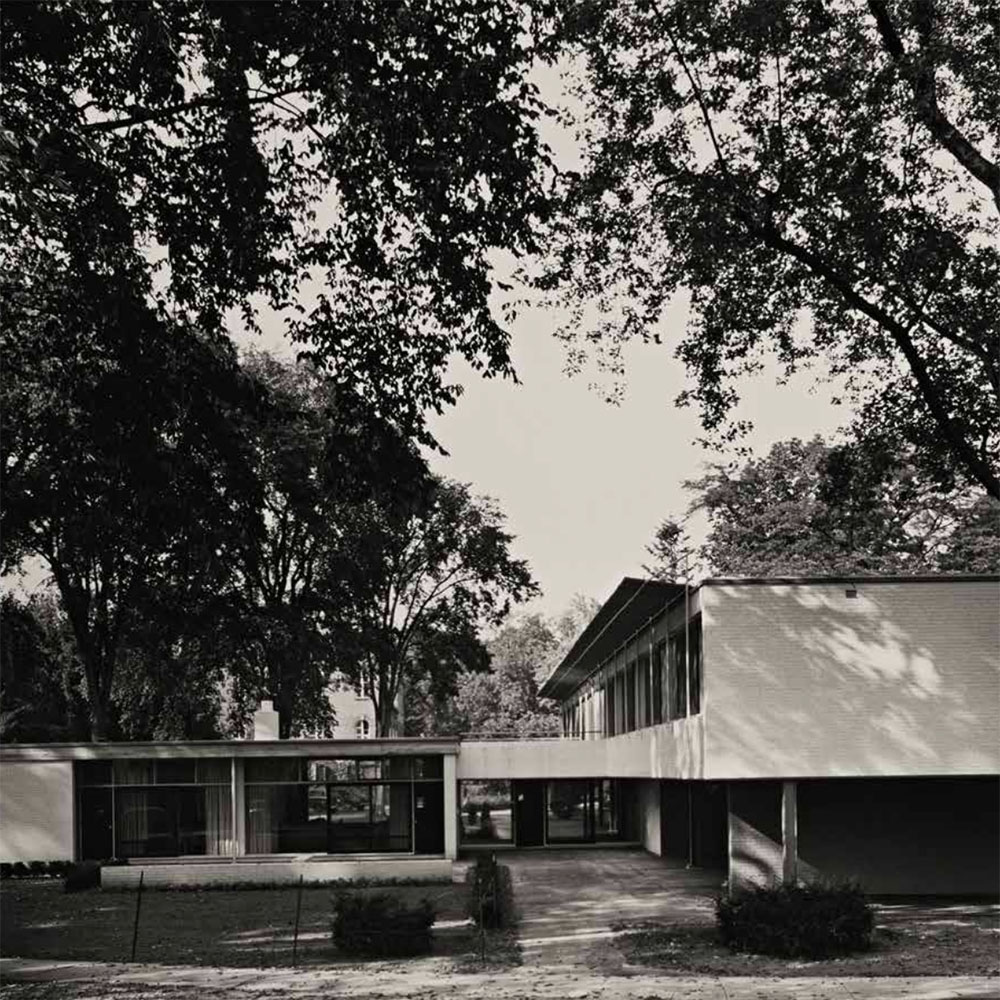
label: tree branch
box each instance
[82,87,306,133]
[868,0,1000,213]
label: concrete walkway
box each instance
[505,848,723,967]
[2,956,997,999]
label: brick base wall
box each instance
[101,857,455,889]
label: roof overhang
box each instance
[540,577,685,702]
[0,738,461,763]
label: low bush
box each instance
[64,861,102,894]
[716,882,874,958]
[332,891,435,957]
[465,854,515,930]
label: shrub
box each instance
[0,863,12,880]
[10,862,29,879]
[716,882,874,958]
[64,861,102,894]
[465,854,515,930]
[332,891,435,957]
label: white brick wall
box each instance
[703,580,1000,779]
[0,760,75,862]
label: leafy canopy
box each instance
[645,437,999,579]
[1,0,557,432]
[543,0,999,496]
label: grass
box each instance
[612,898,1000,978]
[1,877,485,968]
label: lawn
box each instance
[0,878,483,968]
[612,898,1000,978]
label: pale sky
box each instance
[235,294,848,620]
[7,57,851,618]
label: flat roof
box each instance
[0,738,460,763]
[540,578,684,702]
[540,573,999,702]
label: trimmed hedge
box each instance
[64,861,102,893]
[716,882,874,958]
[0,860,74,880]
[465,854,515,930]
[332,891,435,957]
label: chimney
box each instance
[252,700,280,741]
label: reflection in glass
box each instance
[460,781,513,843]
[547,780,590,842]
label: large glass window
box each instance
[652,641,665,723]
[625,662,637,731]
[245,755,442,856]
[668,631,688,719]
[689,617,702,715]
[460,780,513,844]
[638,651,651,727]
[76,758,232,860]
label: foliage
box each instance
[452,614,562,736]
[331,891,435,957]
[63,861,102,894]
[335,478,537,736]
[221,351,433,739]
[644,437,999,579]
[543,0,999,497]
[465,855,517,930]
[1,1,556,437]
[716,882,874,958]
[0,592,89,742]
[643,519,695,583]
[0,861,73,880]
[1,260,257,740]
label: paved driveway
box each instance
[503,848,723,968]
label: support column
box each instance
[443,754,458,860]
[234,759,246,857]
[782,779,798,884]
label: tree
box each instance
[1,1,556,435]
[644,437,1000,578]
[464,614,562,737]
[1,263,257,740]
[336,478,538,736]
[0,592,89,743]
[643,518,696,582]
[224,351,432,739]
[543,0,999,496]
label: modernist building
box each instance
[1,575,997,894]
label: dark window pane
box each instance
[77,761,113,786]
[638,652,651,727]
[387,756,412,780]
[413,782,444,854]
[158,760,196,784]
[329,784,372,852]
[79,787,113,859]
[245,758,301,782]
[625,663,637,732]
[669,632,687,718]
[246,784,324,853]
[114,760,156,785]
[114,786,232,858]
[652,643,665,723]
[689,618,702,715]
[547,780,590,842]
[413,756,442,779]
